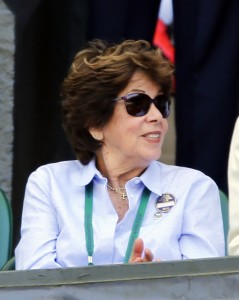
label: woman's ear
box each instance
[89,128,104,141]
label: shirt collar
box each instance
[75,159,163,196]
[140,161,163,196]
[74,159,105,187]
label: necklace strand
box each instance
[107,184,127,200]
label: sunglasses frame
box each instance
[112,93,171,118]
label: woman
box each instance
[15,39,225,269]
[228,116,239,255]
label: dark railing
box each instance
[1,256,239,299]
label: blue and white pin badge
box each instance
[154,193,176,219]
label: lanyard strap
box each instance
[84,181,151,265]
[85,181,94,265]
[123,186,151,263]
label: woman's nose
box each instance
[146,103,164,122]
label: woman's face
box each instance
[95,71,169,170]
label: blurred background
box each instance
[0,0,239,248]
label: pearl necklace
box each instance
[107,184,127,200]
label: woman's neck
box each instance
[95,153,146,189]
[94,152,148,222]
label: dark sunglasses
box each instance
[112,93,171,118]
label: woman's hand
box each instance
[129,237,156,263]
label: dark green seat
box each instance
[219,190,229,255]
[1,256,15,271]
[0,189,13,269]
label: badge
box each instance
[154,193,176,219]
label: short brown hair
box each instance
[61,39,174,165]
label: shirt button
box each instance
[134,179,140,184]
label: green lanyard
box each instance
[85,181,94,265]
[84,181,151,265]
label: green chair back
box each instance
[0,189,13,269]
[1,256,15,271]
[219,189,229,255]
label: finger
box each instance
[129,238,144,263]
[143,248,154,262]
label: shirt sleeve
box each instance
[228,117,239,255]
[15,168,62,270]
[179,173,225,259]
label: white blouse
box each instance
[15,159,225,269]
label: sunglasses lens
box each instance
[124,94,170,118]
[154,95,170,118]
[124,94,150,117]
